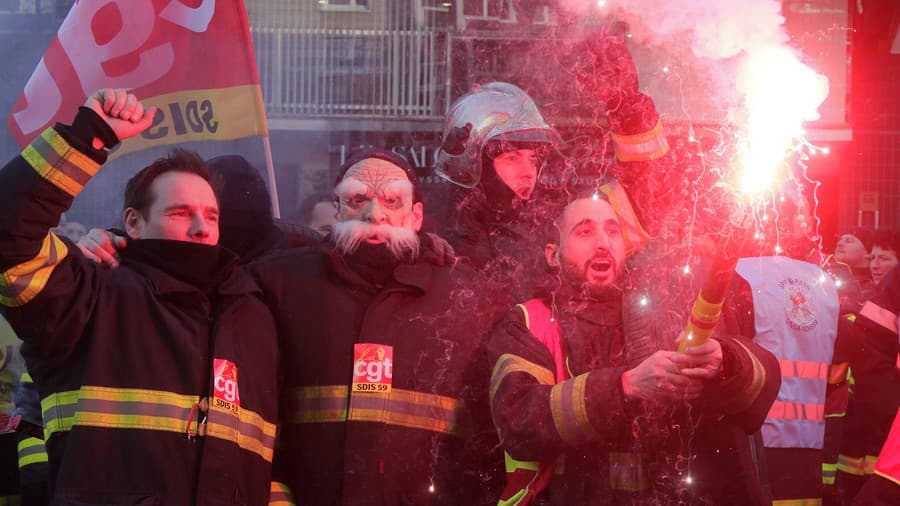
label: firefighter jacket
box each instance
[251,236,505,505]
[0,115,279,505]
[733,256,840,449]
[838,267,900,487]
[487,279,780,505]
[820,255,875,316]
[853,406,900,505]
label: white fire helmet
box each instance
[435,82,559,188]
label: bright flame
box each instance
[736,46,828,195]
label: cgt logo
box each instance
[213,358,241,406]
[352,344,394,393]
[354,356,394,383]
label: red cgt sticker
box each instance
[353,344,393,394]
[213,358,241,413]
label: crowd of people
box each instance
[0,38,896,506]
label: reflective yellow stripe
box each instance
[22,128,101,197]
[17,437,47,468]
[549,372,597,445]
[609,452,649,492]
[287,385,466,435]
[286,384,348,423]
[491,354,555,402]
[41,386,275,461]
[612,120,669,162]
[0,232,68,307]
[822,462,837,485]
[772,500,822,506]
[516,304,530,329]
[505,451,539,472]
[41,389,80,438]
[41,386,199,439]
[20,372,32,384]
[206,401,277,462]
[860,301,899,334]
[268,481,295,506]
[837,454,878,476]
[347,388,465,435]
[498,488,529,506]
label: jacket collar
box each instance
[322,232,454,294]
[121,240,258,297]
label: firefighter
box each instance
[435,81,562,301]
[0,89,279,504]
[869,229,898,287]
[251,148,506,505]
[854,406,900,505]
[836,266,900,503]
[435,30,671,305]
[724,251,840,503]
[488,190,781,505]
[822,227,876,314]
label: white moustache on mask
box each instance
[332,220,420,259]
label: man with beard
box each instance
[253,148,504,505]
[488,191,781,505]
[436,33,671,304]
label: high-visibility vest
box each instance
[496,300,566,506]
[736,256,839,449]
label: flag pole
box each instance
[262,135,281,219]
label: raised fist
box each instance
[84,88,157,146]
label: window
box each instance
[318,0,370,12]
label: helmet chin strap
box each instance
[478,156,525,215]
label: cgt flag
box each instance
[7,0,268,158]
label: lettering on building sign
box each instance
[340,144,448,184]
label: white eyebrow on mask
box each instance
[377,178,413,199]
[334,178,370,199]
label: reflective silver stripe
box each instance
[860,301,898,334]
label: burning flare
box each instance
[736,46,829,195]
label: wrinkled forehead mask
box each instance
[337,159,414,201]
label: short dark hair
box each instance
[123,149,216,216]
[872,228,900,255]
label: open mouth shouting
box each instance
[585,254,617,285]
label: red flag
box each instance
[7,0,268,158]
